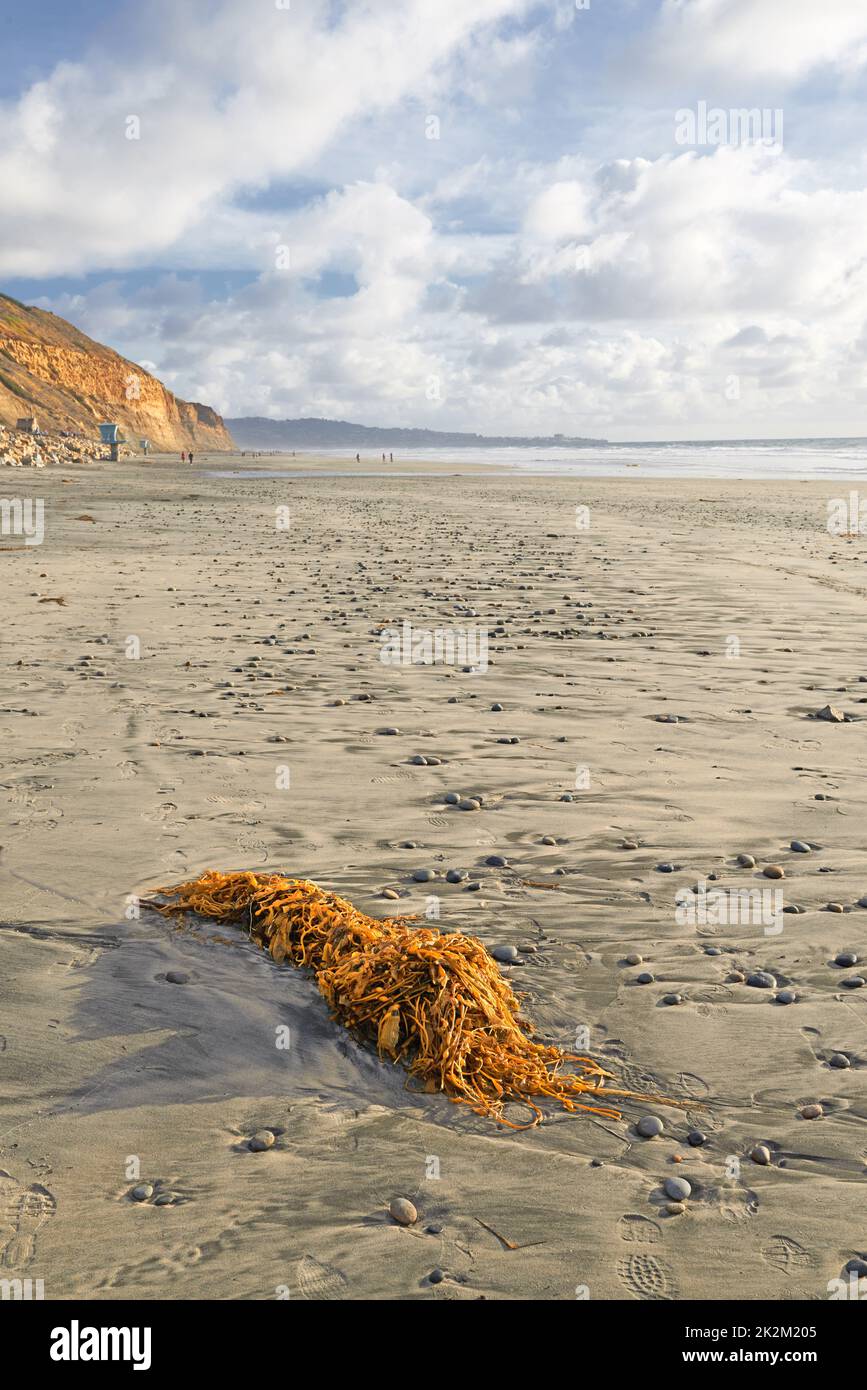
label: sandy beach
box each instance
[2,453,865,1302]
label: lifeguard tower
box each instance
[98,422,122,462]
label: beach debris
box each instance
[473,1216,543,1251]
[389,1197,417,1226]
[150,870,665,1129]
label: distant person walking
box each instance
[188,451,194,466]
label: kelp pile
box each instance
[151,869,652,1129]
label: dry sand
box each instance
[1,453,865,1301]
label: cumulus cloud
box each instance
[4,0,867,439]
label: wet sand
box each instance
[1,453,865,1300]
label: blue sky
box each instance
[2,0,867,438]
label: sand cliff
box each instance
[0,294,234,453]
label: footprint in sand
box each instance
[616,1253,677,1300]
[295,1254,349,1301]
[0,1174,57,1268]
[617,1214,662,1245]
[116,761,139,779]
[761,1235,816,1275]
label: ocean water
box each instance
[216,438,867,481]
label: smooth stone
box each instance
[827,903,845,913]
[621,840,639,851]
[748,971,777,989]
[790,840,811,853]
[763,865,785,879]
[751,1145,772,1165]
[858,896,867,909]
[656,714,679,723]
[736,854,756,868]
[428,1268,445,1285]
[379,727,400,736]
[166,971,190,985]
[666,1202,686,1216]
[381,888,400,901]
[729,971,746,983]
[541,835,557,846]
[776,989,798,1005]
[835,951,858,966]
[687,1131,707,1147]
[466,881,483,892]
[491,944,519,963]
[444,792,461,805]
[636,971,654,984]
[560,793,575,802]
[661,993,683,1006]
[829,1053,851,1069]
[637,1115,664,1138]
[844,1258,867,1276]
[425,1224,443,1235]
[800,1104,823,1119]
[491,703,504,712]
[445,869,466,884]
[458,799,480,812]
[485,855,508,867]
[664,1177,691,1201]
[154,1193,177,1206]
[705,947,722,956]
[131,1184,154,1202]
[842,976,865,988]
[410,755,429,765]
[656,863,675,873]
[625,953,643,966]
[249,1131,276,1152]
[389,1197,418,1226]
[413,868,435,882]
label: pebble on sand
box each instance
[842,976,865,988]
[750,1144,772,1166]
[413,868,436,882]
[166,971,190,985]
[815,704,845,722]
[637,1115,664,1138]
[249,1131,276,1152]
[736,854,757,868]
[790,840,811,854]
[636,971,655,984]
[666,1202,686,1216]
[800,1104,823,1120]
[428,1268,445,1285]
[490,944,519,963]
[776,989,798,1005]
[835,951,859,966]
[661,993,683,1005]
[131,1184,154,1202]
[458,799,481,812]
[829,1052,851,1069]
[389,1197,418,1226]
[763,865,785,879]
[748,971,777,989]
[664,1176,691,1201]
[687,1131,707,1147]
[625,953,643,966]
